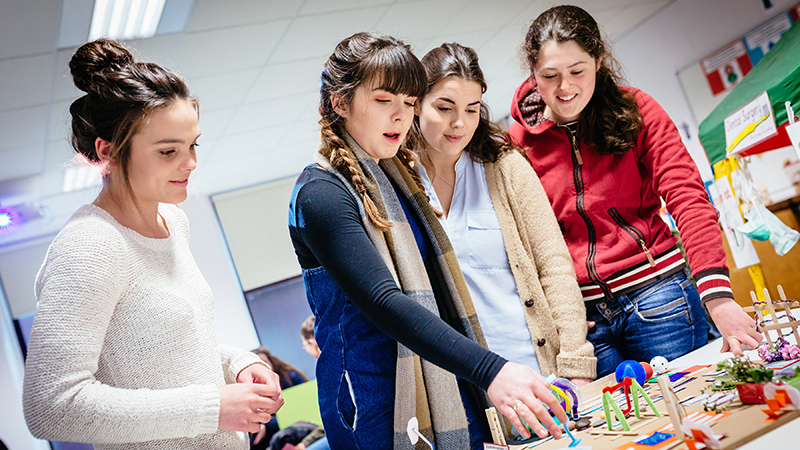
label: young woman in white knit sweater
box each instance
[411,43,597,388]
[22,39,283,449]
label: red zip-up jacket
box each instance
[508,79,732,305]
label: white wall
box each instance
[0,291,49,450]
[180,193,261,349]
[613,0,799,183]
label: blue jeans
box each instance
[303,264,488,450]
[586,271,709,378]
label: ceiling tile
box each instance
[438,0,530,35]
[0,105,49,152]
[269,6,390,64]
[188,68,261,112]
[47,100,73,145]
[375,0,470,43]
[123,34,183,68]
[186,0,302,32]
[597,1,674,40]
[420,28,498,58]
[51,48,82,103]
[512,0,560,25]
[204,127,286,164]
[247,58,324,102]
[174,20,291,78]
[473,22,528,79]
[0,0,59,59]
[198,107,237,140]
[277,105,321,148]
[224,95,316,135]
[0,145,45,182]
[300,0,394,16]
[0,54,55,111]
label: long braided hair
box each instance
[319,32,427,231]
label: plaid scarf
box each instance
[315,134,488,450]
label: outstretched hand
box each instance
[706,297,762,354]
[487,362,565,440]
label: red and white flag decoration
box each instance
[700,40,753,96]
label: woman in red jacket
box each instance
[508,5,761,377]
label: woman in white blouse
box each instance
[411,43,596,385]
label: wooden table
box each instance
[501,338,799,450]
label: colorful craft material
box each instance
[616,360,647,385]
[634,431,674,445]
[668,372,688,382]
[650,356,669,375]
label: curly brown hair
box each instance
[524,5,642,155]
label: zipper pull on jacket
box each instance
[559,124,583,166]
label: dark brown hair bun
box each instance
[69,39,134,94]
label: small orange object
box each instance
[762,408,781,420]
[766,398,781,411]
[774,391,788,407]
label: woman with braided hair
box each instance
[288,32,568,450]
[23,39,283,449]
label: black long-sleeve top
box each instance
[289,166,506,390]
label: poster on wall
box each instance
[743,12,793,65]
[724,91,777,157]
[708,178,760,269]
[700,40,753,96]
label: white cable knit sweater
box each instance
[23,203,260,449]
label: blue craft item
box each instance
[669,372,688,382]
[552,414,582,448]
[635,431,675,445]
[615,359,647,385]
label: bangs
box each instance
[361,45,427,99]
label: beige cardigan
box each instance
[484,151,596,379]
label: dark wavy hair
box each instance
[408,42,513,164]
[524,5,641,154]
[68,38,196,208]
[318,32,427,231]
[252,346,308,388]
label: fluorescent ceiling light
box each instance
[89,0,167,41]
